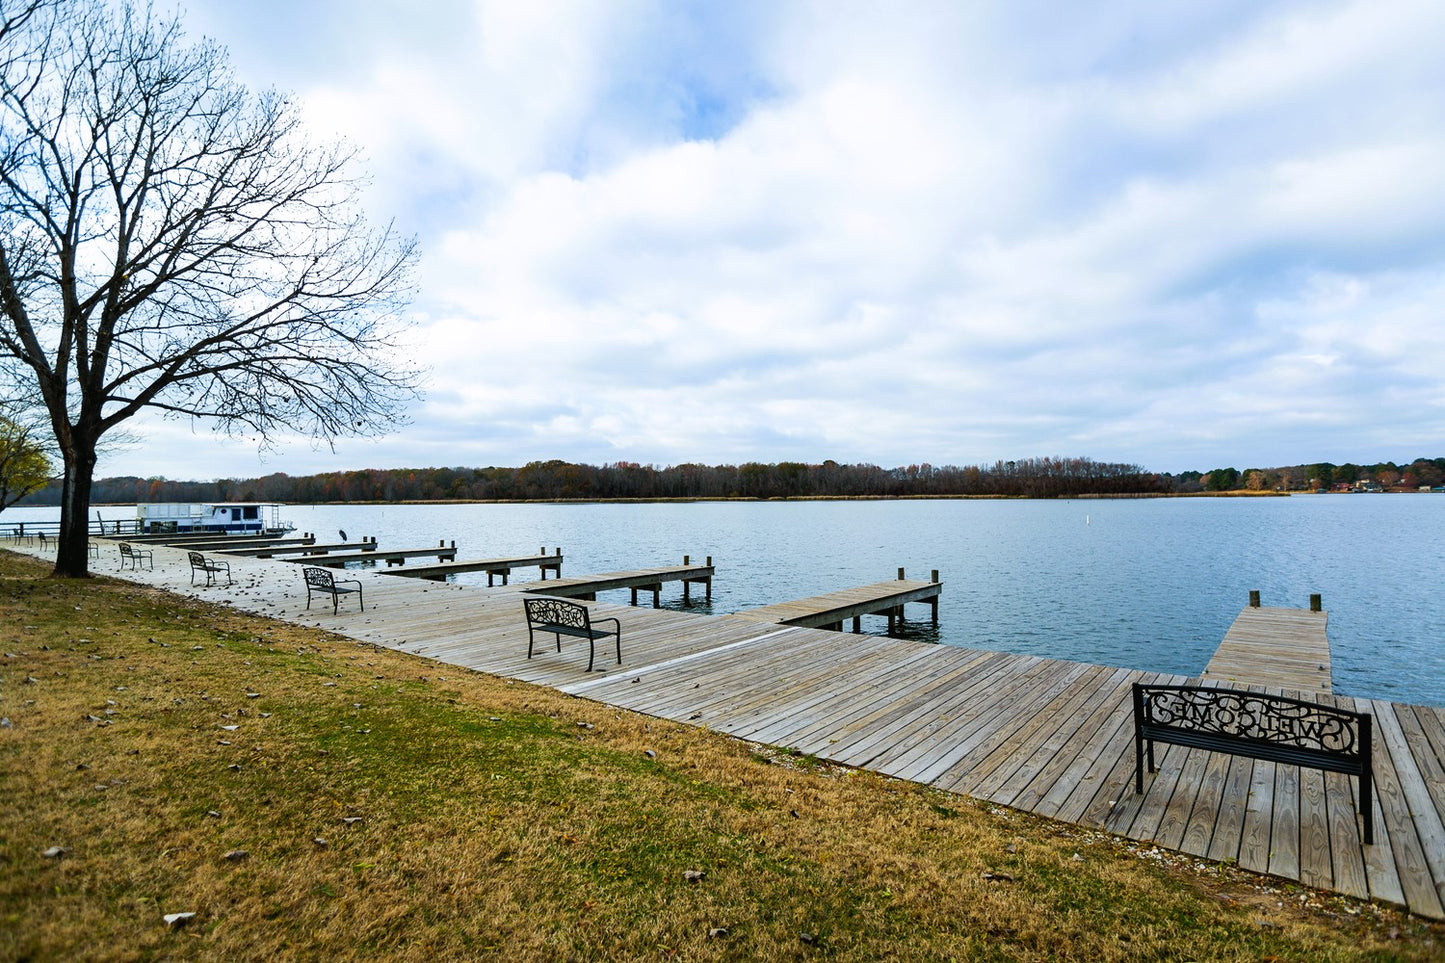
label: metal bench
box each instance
[1133,683,1374,844]
[118,542,153,570]
[523,597,621,672]
[303,565,364,614]
[188,551,231,587]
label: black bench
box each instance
[524,597,621,672]
[118,542,153,570]
[1133,683,1374,844]
[188,551,231,587]
[303,565,364,614]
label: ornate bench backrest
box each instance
[1136,684,1365,759]
[188,551,205,566]
[304,566,335,590]
[525,597,588,630]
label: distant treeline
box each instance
[19,457,1168,505]
[1175,457,1445,492]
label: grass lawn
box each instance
[1,548,1439,961]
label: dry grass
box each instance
[0,549,1439,961]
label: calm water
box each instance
[13,496,1445,707]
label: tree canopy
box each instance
[0,0,422,574]
[0,413,50,511]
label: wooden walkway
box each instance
[387,552,564,584]
[734,574,941,632]
[225,539,379,557]
[305,544,458,567]
[1204,605,1332,693]
[522,559,714,607]
[27,540,1445,920]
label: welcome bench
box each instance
[1133,683,1374,844]
[303,565,364,614]
[188,551,231,587]
[524,597,621,672]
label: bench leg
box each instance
[1361,773,1374,845]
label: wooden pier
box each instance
[385,551,564,584]
[224,539,380,558]
[301,542,459,568]
[733,569,941,633]
[24,540,1445,921]
[1203,596,1332,693]
[522,557,714,607]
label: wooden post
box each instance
[1310,593,1322,612]
[1249,590,1260,608]
[932,569,939,583]
[683,555,689,565]
[852,615,862,633]
[898,567,905,580]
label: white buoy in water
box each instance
[1086,514,1090,525]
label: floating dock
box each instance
[733,569,940,632]
[522,557,714,607]
[302,543,459,568]
[226,539,380,558]
[386,551,564,584]
[1203,599,1332,693]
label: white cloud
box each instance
[92,0,1445,479]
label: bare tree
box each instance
[0,0,422,575]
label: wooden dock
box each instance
[733,570,941,633]
[385,552,564,584]
[29,541,1445,921]
[302,543,459,568]
[1203,604,1332,693]
[522,558,714,607]
[223,539,379,557]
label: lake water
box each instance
[12,495,1444,707]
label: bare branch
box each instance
[0,0,425,575]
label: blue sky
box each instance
[102,0,1445,479]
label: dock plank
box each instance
[1202,606,1331,693]
[735,578,941,630]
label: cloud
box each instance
[95,0,1445,480]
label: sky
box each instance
[97,0,1445,480]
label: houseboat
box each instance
[135,502,293,535]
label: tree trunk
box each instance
[54,437,96,577]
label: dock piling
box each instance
[1310,593,1323,612]
[1249,590,1261,608]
